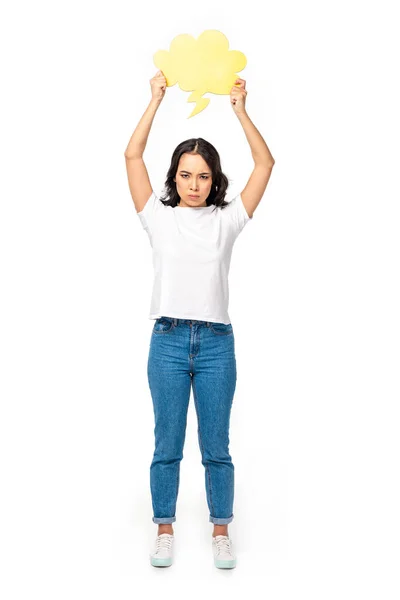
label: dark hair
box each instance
[159,138,230,212]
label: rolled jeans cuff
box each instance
[152,516,176,524]
[209,514,234,524]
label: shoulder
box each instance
[138,191,166,214]
[220,193,253,236]
[137,191,167,232]
[222,194,253,220]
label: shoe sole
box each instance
[214,558,236,569]
[150,556,173,567]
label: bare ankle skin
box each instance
[213,524,228,537]
[156,524,229,536]
[157,524,174,535]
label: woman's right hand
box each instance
[150,70,167,102]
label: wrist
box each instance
[149,96,163,108]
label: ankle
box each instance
[158,526,174,536]
[213,527,228,537]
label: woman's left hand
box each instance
[230,78,247,115]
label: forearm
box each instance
[236,111,275,166]
[124,98,162,159]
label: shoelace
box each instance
[214,536,232,555]
[155,535,173,553]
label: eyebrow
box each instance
[179,170,211,175]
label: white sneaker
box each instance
[150,533,174,567]
[212,535,237,569]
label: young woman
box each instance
[124,70,275,569]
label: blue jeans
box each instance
[147,316,237,525]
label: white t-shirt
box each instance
[137,192,252,324]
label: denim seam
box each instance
[191,375,215,519]
[209,324,233,336]
[175,454,180,516]
[152,321,175,334]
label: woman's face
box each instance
[173,153,213,208]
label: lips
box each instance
[189,195,199,198]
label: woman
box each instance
[124,70,275,569]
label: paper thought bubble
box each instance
[153,30,247,118]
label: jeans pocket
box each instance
[153,317,175,334]
[209,322,233,335]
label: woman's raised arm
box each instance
[124,71,167,213]
[230,78,275,219]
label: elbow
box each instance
[124,152,143,160]
[255,160,275,170]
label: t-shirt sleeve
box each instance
[223,193,253,237]
[137,191,162,236]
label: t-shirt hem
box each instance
[148,313,231,325]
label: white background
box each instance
[1,0,399,596]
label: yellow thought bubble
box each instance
[153,30,247,118]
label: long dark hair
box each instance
[159,138,230,212]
